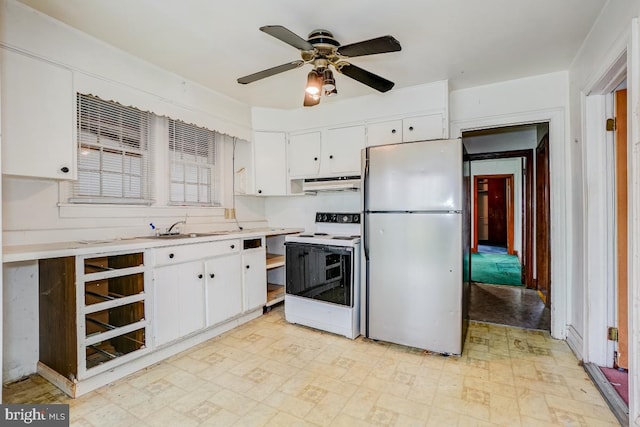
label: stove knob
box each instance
[330,214,337,222]
[353,214,360,223]
[342,215,349,223]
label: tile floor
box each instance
[4,306,618,426]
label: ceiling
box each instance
[17,0,607,110]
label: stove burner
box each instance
[332,236,357,240]
[298,234,314,237]
[314,232,329,236]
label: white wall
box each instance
[265,192,361,233]
[252,81,449,132]
[568,1,640,423]
[450,71,570,340]
[469,159,523,258]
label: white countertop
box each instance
[3,227,303,263]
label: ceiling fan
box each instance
[237,26,401,107]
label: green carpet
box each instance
[471,252,523,286]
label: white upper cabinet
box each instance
[1,49,75,180]
[367,113,445,146]
[366,119,403,147]
[288,131,321,178]
[287,126,365,179]
[402,113,445,142]
[325,125,365,175]
[253,131,287,195]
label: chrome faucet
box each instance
[166,220,186,235]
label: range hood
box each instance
[302,175,361,192]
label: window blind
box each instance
[168,119,219,206]
[73,94,153,204]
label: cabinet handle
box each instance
[258,189,262,194]
[210,273,215,279]
[60,166,70,173]
[169,253,175,259]
[230,244,235,249]
[314,157,318,161]
[391,129,396,134]
[246,265,250,269]
[198,274,203,279]
[408,126,414,131]
[329,155,334,159]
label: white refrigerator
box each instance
[362,138,470,355]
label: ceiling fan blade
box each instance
[303,92,320,107]
[260,25,314,51]
[337,35,401,58]
[337,63,395,92]
[237,60,304,84]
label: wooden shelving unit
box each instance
[38,250,149,395]
[266,253,285,269]
[265,235,287,307]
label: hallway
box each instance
[469,282,550,330]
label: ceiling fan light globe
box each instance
[305,86,320,95]
[322,82,335,92]
[305,70,322,95]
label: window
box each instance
[168,119,219,206]
[73,94,153,204]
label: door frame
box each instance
[452,109,566,341]
[468,150,534,288]
[472,174,515,255]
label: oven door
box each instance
[285,242,353,307]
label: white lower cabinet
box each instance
[152,239,240,346]
[153,261,206,346]
[242,242,267,312]
[205,254,242,326]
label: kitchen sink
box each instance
[150,231,230,239]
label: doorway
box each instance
[463,124,551,331]
[473,174,514,255]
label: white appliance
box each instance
[362,139,470,355]
[284,212,361,339]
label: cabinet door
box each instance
[367,120,403,147]
[205,254,242,326]
[1,48,75,179]
[288,131,321,178]
[325,125,365,175]
[403,113,445,142]
[242,248,267,312]
[153,264,181,346]
[153,261,205,346]
[178,261,206,337]
[254,131,287,195]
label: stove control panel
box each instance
[315,212,361,224]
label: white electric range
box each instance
[284,212,361,339]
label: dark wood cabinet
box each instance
[38,251,148,390]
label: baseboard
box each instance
[566,325,583,360]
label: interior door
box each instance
[536,134,551,305]
[487,178,507,246]
[614,88,628,369]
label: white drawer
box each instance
[153,239,240,266]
